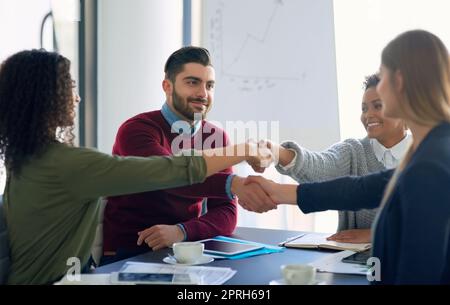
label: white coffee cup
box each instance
[172,242,204,264]
[281,264,316,285]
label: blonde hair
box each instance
[380,30,450,207]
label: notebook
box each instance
[280,232,371,253]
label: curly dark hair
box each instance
[363,73,380,91]
[0,49,75,175]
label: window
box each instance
[334,0,450,140]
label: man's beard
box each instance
[172,89,210,121]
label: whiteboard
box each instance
[202,0,340,150]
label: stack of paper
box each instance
[55,262,236,285]
[118,261,236,285]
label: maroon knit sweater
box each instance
[103,110,237,252]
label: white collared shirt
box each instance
[370,134,412,169]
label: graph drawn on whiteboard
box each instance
[206,0,301,92]
[202,0,340,149]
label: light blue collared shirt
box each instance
[161,102,202,136]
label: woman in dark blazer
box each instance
[241,29,450,285]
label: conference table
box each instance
[94,227,368,285]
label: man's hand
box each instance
[245,140,275,172]
[231,176,277,213]
[326,229,372,244]
[137,224,185,251]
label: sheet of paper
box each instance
[120,261,236,285]
[308,250,369,275]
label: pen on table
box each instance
[278,233,306,247]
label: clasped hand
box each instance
[246,140,280,173]
[232,175,281,213]
[244,140,276,170]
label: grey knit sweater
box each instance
[275,137,385,231]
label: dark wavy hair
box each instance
[0,49,75,175]
[164,46,212,83]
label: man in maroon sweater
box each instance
[102,47,272,264]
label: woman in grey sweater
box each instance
[260,74,411,243]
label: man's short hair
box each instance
[164,46,212,82]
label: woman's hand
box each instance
[326,229,372,244]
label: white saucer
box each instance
[163,255,214,266]
[269,278,325,285]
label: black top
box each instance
[298,122,450,284]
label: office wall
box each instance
[335,0,450,140]
[97,0,183,153]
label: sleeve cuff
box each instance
[176,223,187,241]
[225,174,236,200]
[278,148,298,170]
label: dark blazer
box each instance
[298,122,450,284]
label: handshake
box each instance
[230,140,295,213]
[244,139,281,172]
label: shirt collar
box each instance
[370,133,412,167]
[161,102,202,136]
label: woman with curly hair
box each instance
[253,74,410,244]
[0,49,273,284]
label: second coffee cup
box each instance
[281,264,317,285]
[172,242,204,264]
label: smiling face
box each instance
[164,63,215,122]
[360,86,406,148]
